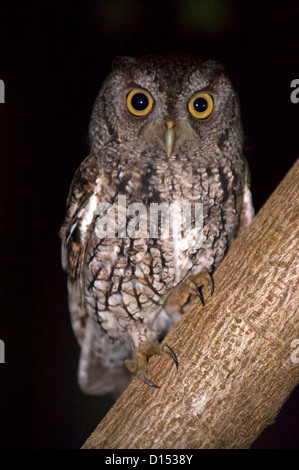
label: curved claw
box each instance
[206,272,214,296]
[189,281,205,306]
[126,339,179,389]
[162,344,179,370]
[139,374,160,389]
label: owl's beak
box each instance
[165,120,175,157]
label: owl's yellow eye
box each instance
[188,92,214,119]
[126,88,154,116]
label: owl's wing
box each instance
[237,162,255,235]
[60,153,100,345]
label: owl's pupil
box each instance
[193,97,208,113]
[131,93,149,111]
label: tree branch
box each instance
[82,160,299,449]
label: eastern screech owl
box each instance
[60,55,254,396]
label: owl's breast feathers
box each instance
[60,144,250,341]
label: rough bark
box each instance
[82,160,299,449]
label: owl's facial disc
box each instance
[165,120,175,157]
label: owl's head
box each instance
[89,55,242,157]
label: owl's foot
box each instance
[165,270,214,312]
[125,342,178,388]
[186,270,214,306]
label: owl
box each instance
[60,55,254,396]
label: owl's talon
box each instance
[190,270,214,304]
[139,374,160,389]
[126,341,178,388]
[188,281,205,306]
[164,270,214,314]
[161,344,179,370]
[206,272,214,296]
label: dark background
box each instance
[0,0,298,449]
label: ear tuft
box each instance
[112,56,137,72]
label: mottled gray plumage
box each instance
[60,55,254,395]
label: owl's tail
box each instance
[77,318,132,397]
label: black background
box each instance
[0,0,298,449]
